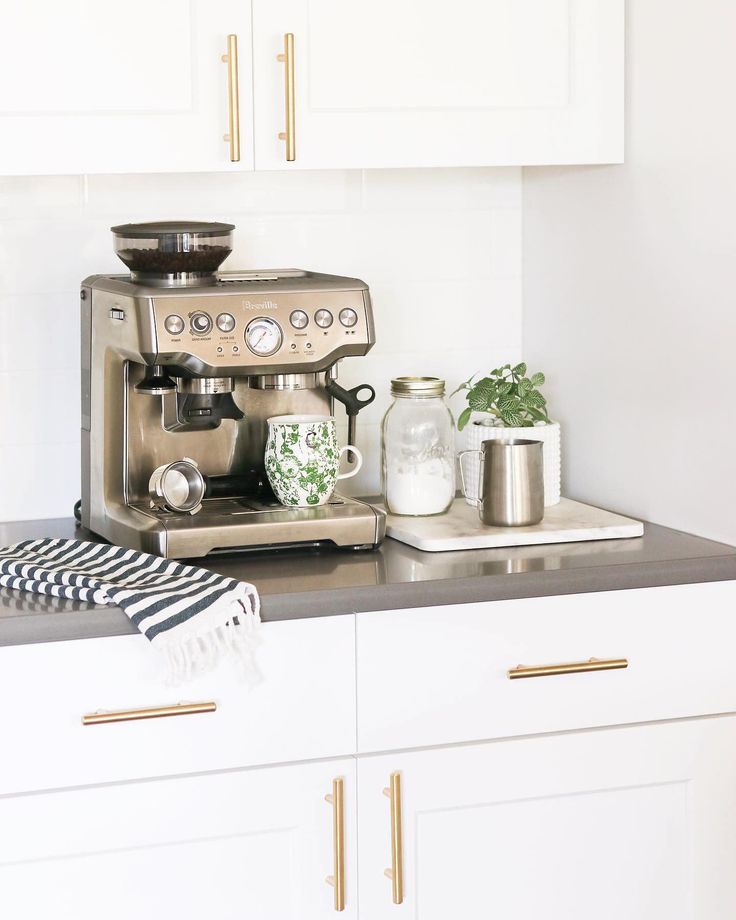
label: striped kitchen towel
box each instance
[0,538,260,680]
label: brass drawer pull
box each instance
[383,771,404,904]
[82,701,217,725]
[325,777,346,911]
[508,657,629,680]
[221,33,241,162]
[277,32,296,161]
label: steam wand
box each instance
[325,379,376,464]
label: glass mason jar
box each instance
[381,377,455,516]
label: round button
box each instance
[190,312,212,335]
[216,312,236,333]
[290,310,309,329]
[339,308,358,328]
[315,309,333,329]
[164,314,185,335]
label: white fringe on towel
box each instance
[0,538,261,681]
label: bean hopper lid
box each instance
[111,221,235,287]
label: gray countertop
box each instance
[2,512,736,647]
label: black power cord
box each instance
[73,499,82,524]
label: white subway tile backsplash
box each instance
[0,369,80,446]
[0,439,79,522]
[0,293,80,372]
[0,217,118,295]
[84,170,362,218]
[361,167,522,212]
[0,166,522,520]
[0,176,84,220]
[369,278,522,355]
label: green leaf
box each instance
[500,409,523,427]
[530,372,545,387]
[512,362,527,377]
[496,382,513,397]
[517,377,532,397]
[457,407,473,431]
[496,394,520,412]
[525,391,547,408]
[468,380,495,411]
[526,406,548,422]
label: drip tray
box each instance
[129,495,348,520]
[126,495,383,556]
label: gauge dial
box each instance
[245,317,283,356]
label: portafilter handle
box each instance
[325,379,376,464]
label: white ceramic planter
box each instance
[461,416,561,507]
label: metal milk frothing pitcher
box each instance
[458,438,545,527]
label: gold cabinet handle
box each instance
[508,657,629,680]
[221,34,241,162]
[276,32,296,161]
[325,777,346,911]
[383,771,404,904]
[82,701,217,725]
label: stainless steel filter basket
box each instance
[149,458,206,515]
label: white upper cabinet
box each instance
[0,1,254,175]
[252,0,623,169]
[0,0,622,175]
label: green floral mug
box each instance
[265,415,363,507]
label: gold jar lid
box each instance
[390,376,446,398]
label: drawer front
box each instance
[356,581,736,752]
[0,615,356,794]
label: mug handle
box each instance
[337,445,363,480]
[457,449,482,507]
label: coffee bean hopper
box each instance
[111,220,235,287]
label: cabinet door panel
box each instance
[0,1,253,174]
[253,0,623,169]
[2,3,192,114]
[357,718,736,919]
[306,0,569,111]
[0,759,357,920]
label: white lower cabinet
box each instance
[356,717,736,919]
[0,758,356,920]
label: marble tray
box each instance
[381,497,643,552]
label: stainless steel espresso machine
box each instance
[80,221,385,558]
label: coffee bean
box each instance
[117,245,231,274]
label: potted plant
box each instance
[452,362,561,506]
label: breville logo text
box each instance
[243,299,278,310]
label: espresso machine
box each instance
[80,221,385,558]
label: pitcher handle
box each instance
[457,449,482,507]
[337,445,363,480]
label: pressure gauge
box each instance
[245,317,283,356]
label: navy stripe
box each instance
[0,538,256,646]
[144,583,240,640]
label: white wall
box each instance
[523,0,736,545]
[0,168,522,521]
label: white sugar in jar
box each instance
[381,377,455,516]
